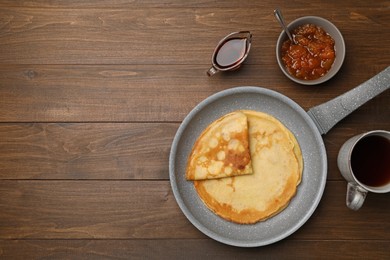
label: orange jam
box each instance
[281,24,335,80]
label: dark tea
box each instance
[215,38,248,68]
[351,135,390,187]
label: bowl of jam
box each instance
[276,16,345,85]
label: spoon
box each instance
[274,9,295,44]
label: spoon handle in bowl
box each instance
[307,66,390,135]
[274,9,294,43]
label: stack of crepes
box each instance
[186,110,303,224]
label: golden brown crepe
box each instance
[186,111,253,181]
[194,110,303,224]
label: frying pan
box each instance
[169,66,389,247]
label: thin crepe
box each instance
[194,110,303,224]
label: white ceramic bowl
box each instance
[276,16,346,85]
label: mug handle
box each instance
[346,182,368,211]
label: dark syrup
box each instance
[351,135,390,187]
[215,38,247,68]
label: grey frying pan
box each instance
[169,66,389,247]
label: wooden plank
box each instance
[0,123,176,180]
[1,239,389,259]
[1,0,386,8]
[1,123,389,180]
[0,65,213,122]
[0,7,388,65]
[0,65,389,122]
[0,7,281,65]
[0,180,203,239]
[0,180,389,240]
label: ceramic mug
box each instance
[337,130,390,210]
[207,31,252,77]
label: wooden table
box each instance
[0,1,389,258]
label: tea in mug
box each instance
[351,135,390,187]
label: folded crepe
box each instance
[186,111,253,181]
[194,110,303,224]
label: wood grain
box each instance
[0,123,176,180]
[0,65,388,122]
[0,0,387,9]
[1,239,389,259]
[0,181,389,240]
[0,0,389,257]
[0,6,388,65]
[0,180,200,239]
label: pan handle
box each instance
[307,66,390,135]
